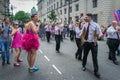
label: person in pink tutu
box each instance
[22,14,40,72]
[11,21,23,67]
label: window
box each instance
[51,6,53,10]
[65,0,67,5]
[70,0,72,3]
[69,17,72,23]
[75,16,79,22]
[93,14,98,22]
[93,0,97,8]
[60,10,62,15]
[65,18,67,21]
[69,6,72,13]
[75,4,79,11]
[64,8,67,14]
[64,18,67,23]
[57,2,59,8]
[54,4,55,9]
[60,0,62,7]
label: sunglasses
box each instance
[14,24,18,25]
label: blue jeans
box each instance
[0,41,10,62]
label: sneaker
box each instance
[17,59,23,62]
[82,67,86,71]
[94,72,101,78]
[7,61,10,65]
[28,67,39,73]
[2,61,5,66]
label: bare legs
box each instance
[27,49,37,68]
[27,49,39,72]
[14,48,22,66]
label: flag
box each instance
[114,10,120,22]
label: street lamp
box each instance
[66,0,70,24]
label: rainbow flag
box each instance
[114,10,120,22]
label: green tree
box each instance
[47,10,57,21]
[14,11,30,22]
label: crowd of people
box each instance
[0,14,40,73]
[0,13,120,79]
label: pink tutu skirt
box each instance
[22,33,40,52]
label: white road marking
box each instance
[39,49,43,54]
[44,55,50,61]
[52,65,62,75]
[39,49,62,75]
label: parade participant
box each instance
[55,22,62,53]
[75,21,83,61]
[81,13,103,78]
[22,14,40,72]
[107,21,120,65]
[69,22,75,41]
[45,23,51,43]
[11,21,23,67]
[0,17,12,65]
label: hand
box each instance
[115,30,119,33]
[117,27,120,31]
[1,28,4,32]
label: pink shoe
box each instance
[14,62,20,67]
[17,59,23,62]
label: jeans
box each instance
[0,41,10,62]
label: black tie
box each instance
[85,23,90,40]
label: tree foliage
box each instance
[14,11,30,22]
[47,10,57,21]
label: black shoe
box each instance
[7,61,10,65]
[94,72,101,78]
[82,67,86,71]
[56,50,60,53]
[2,62,5,66]
[108,57,112,60]
[75,54,77,59]
[117,53,120,56]
[78,58,82,61]
[113,61,119,65]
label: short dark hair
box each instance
[31,14,37,18]
[86,13,93,18]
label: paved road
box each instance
[0,38,120,80]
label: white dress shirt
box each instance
[82,21,103,42]
[107,26,120,39]
[69,24,73,31]
[75,27,82,38]
[45,25,51,32]
[55,25,61,35]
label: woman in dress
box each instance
[22,14,40,72]
[11,21,23,67]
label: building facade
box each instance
[37,0,120,26]
[0,0,10,21]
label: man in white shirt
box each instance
[69,22,75,41]
[82,13,103,78]
[54,22,62,53]
[45,23,51,43]
[107,21,120,65]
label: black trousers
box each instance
[107,38,119,61]
[82,42,98,72]
[46,31,51,42]
[55,35,61,51]
[75,38,82,59]
[70,30,75,41]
